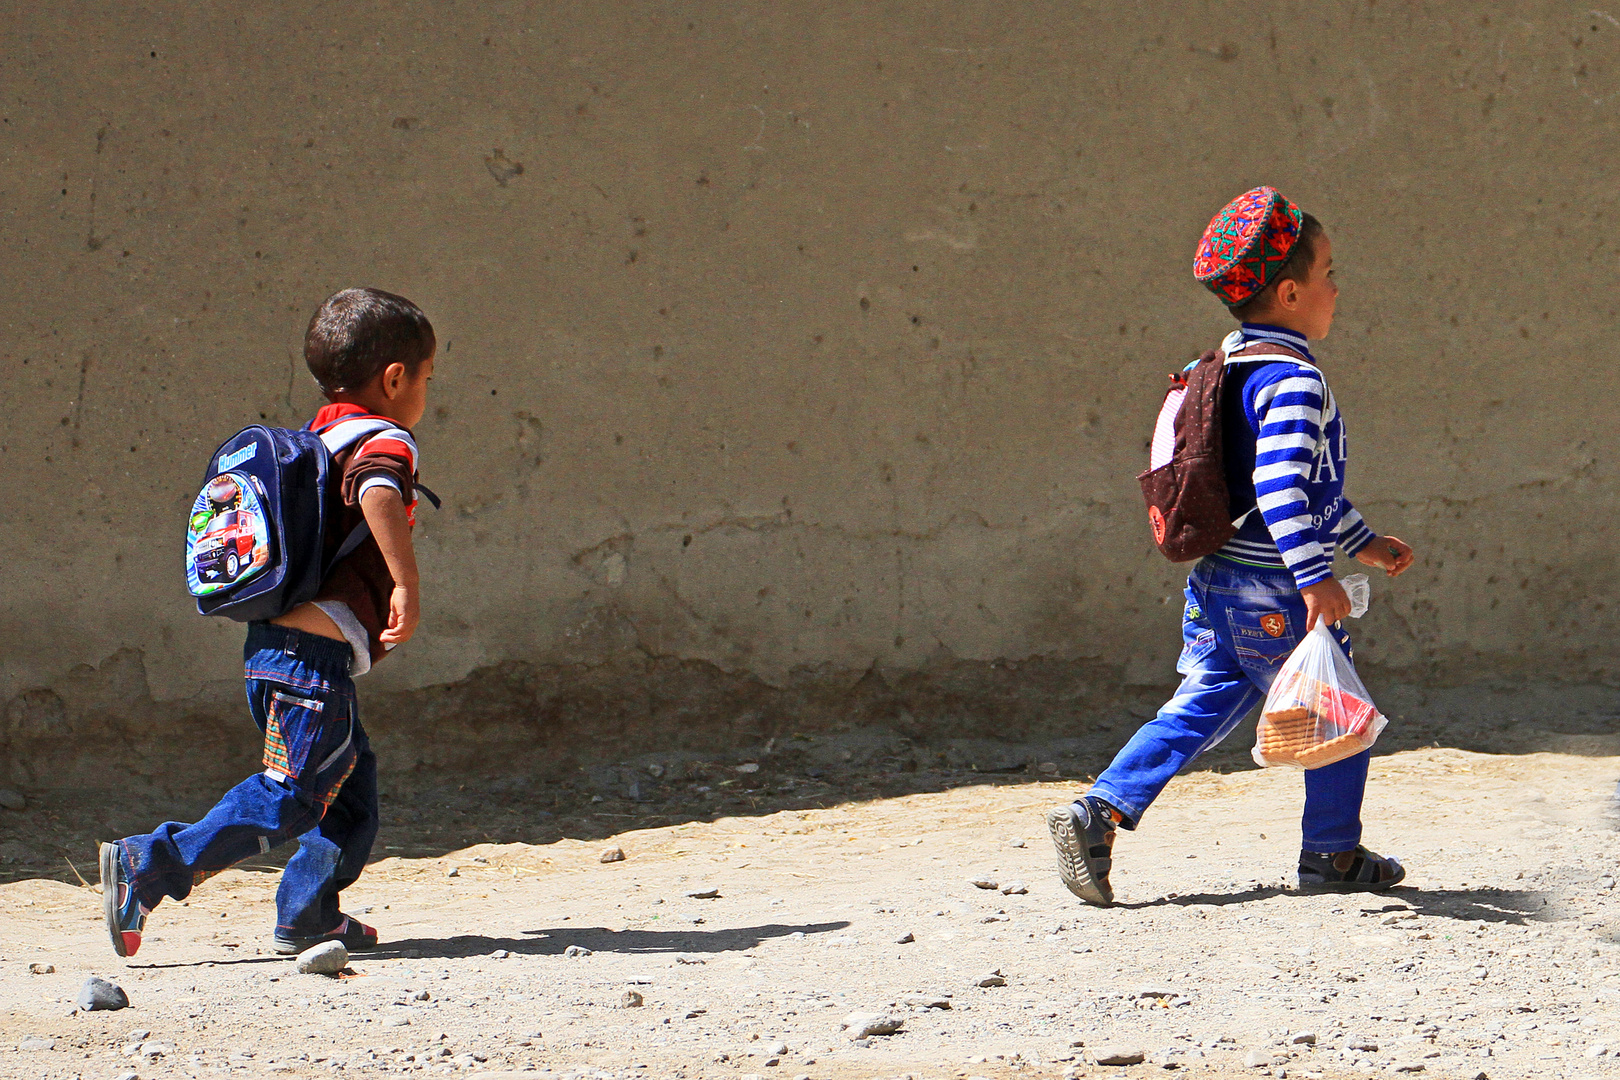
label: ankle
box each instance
[1084,794,1131,830]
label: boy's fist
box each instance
[381,584,420,646]
[1355,535,1415,577]
[1300,578,1352,631]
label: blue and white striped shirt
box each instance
[1215,323,1377,588]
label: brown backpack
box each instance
[1137,343,1304,561]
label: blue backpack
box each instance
[184,415,435,621]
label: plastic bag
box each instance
[1252,621,1387,769]
[1341,572,1370,619]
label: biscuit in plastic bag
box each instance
[1253,621,1387,769]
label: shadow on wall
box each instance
[6,641,1620,797]
[3,642,1145,792]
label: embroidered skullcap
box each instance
[1193,186,1305,306]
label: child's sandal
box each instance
[1047,798,1119,907]
[272,914,379,955]
[1297,845,1405,892]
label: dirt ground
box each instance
[2,717,1619,1080]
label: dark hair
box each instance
[1228,213,1324,319]
[304,287,436,396]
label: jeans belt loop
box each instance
[283,632,298,657]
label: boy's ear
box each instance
[380,361,407,400]
[1274,278,1301,311]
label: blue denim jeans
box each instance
[120,623,378,938]
[1090,556,1369,853]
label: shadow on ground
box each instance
[1117,885,1554,925]
[371,920,854,961]
[129,921,853,969]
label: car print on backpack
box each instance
[186,473,272,596]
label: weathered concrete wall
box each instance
[4,3,1619,787]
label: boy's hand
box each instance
[381,585,419,646]
[1355,535,1415,577]
[360,485,422,649]
[1300,578,1351,631]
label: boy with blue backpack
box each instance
[1048,188,1416,906]
[99,288,437,957]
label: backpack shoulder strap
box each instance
[328,521,373,569]
[310,414,397,454]
[306,414,395,574]
[1212,343,1320,531]
[1224,341,1319,374]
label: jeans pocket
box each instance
[264,690,325,781]
[309,702,358,811]
[1175,588,1218,674]
[1225,607,1299,670]
[1176,627,1218,675]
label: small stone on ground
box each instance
[843,1011,904,1038]
[295,939,348,975]
[77,976,128,1011]
[1091,1044,1146,1065]
[906,994,953,1009]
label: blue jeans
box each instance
[1090,556,1369,853]
[120,623,378,938]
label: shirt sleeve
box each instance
[1249,368,1333,589]
[1336,499,1377,558]
[340,426,418,509]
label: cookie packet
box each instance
[1253,616,1387,770]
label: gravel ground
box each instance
[2,744,1619,1080]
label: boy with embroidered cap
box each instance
[98,287,436,956]
[1048,187,1416,905]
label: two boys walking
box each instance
[101,186,1412,959]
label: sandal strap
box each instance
[1345,846,1398,883]
[1301,845,1397,883]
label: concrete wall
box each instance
[4,3,1618,786]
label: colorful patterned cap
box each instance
[1193,186,1305,306]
